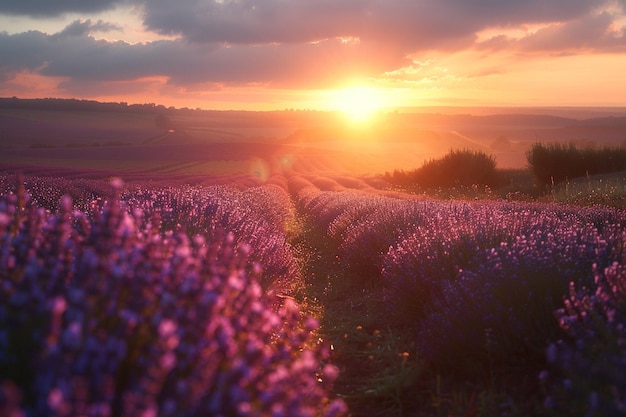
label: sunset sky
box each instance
[1,0,626,112]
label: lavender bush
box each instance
[288,176,422,288]
[382,202,626,375]
[0,180,346,417]
[106,181,299,293]
[333,199,433,288]
[542,260,626,416]
[0,174,116,213]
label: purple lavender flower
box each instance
[0,176,346,417]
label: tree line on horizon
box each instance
[385,144,626,193]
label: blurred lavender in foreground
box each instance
[542,261,626,416]
[0,179,346,417]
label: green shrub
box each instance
[385,149,498,190]
[527,143,626,188]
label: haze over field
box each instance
[2,98,626,176]
[1,0,626,113]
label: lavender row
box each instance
[288,175,626,402]
[122,182,299,292]
[1,174,300,293]
[0,173,116,213]
[0,181,346,417]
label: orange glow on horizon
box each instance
[4,52,625,112]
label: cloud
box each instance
[2,1,623,54]
[1,0,620,54]
[0,0,125,17]
[0,30,51,75]
[0,0,625,103]
[137,0,610,49]
[0,22,408,89]
[57,19,123,37]
[478,10,626,53]
[140,0,370,44]
[519,11,619,51]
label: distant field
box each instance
[0,142,281,178]
[3,103,626,175]
[0,108,161,148]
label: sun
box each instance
[331,86,386,123]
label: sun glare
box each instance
[331,87,387,123]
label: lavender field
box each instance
[1,169,625,417]
[4,0,626,412]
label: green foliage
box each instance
[549,172,626,207]
[385,149,498,190]
[527,143,626,188]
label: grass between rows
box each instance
[289,214,419,416]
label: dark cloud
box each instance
[0,0,125,17]
[519,11,617,51]
[141,0,369,44]
[1,1,622,54]
[57,19,123,37]
[445,0,608,25]
[138,0,610,50]
[0,30,51,74]
[479,10,626,53]
[0,22,408,89]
